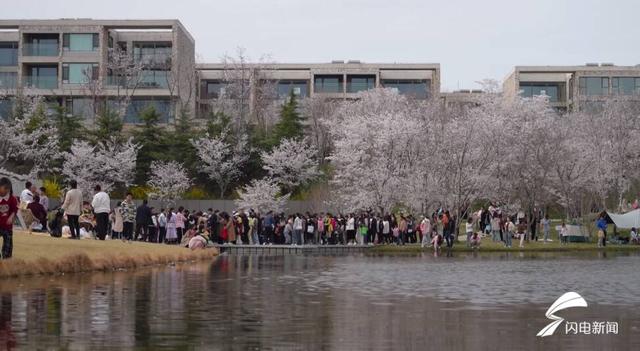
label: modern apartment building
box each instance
[503,64,640,111]
[196,61,440,118]
[0,19,195,123]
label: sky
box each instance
[2,0,639,90]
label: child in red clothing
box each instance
[0,177,18,259]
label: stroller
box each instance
[48,208,64,238]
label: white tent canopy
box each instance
[606,209,640,229]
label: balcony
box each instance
[22,43,59,57]
[23,75,58,89]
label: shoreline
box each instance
[369,241,640,253]
[0,231,219,278]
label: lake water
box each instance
[1,251,639,350]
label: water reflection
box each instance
[0,252,638,350]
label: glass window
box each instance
[65,97,93,119]
[63,63,97,84]
[0,42,18,66]
[314,75,343,93]
[133,42,172,67]
[347,75,376,93]
[380,79,430,98]
[277,80,309,98]
[63,34,98,51]
[518,83,561,102]
[612,77,640,95]
[25,65,58,89]
[0,72,17,88]
[0,98,13,120]
[123,98,173,124]
[579,77,609,96]
[200,80,226,99]
[23,34,59,56]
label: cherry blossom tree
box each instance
[261,138,320,191]
[62,137,140,199]
[328,89,428,212]
[147,160,192,205]
[191,130,249,198]
[0,94,58,182]
[235,178,290,214]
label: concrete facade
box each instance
[0,19,195,124]
[503,64,640,111]
[196,61,440,119]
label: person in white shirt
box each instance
[157,209,167,244]
[293,214,303,245]
[91,184,111,240]
[62,180,83,239]
[20,181,34,205]
[465,217,474,247]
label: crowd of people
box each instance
[3,177,639,261]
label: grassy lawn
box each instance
[371,237,640,253]
[0,230,218,278]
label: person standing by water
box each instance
[465,217,474,247]
[61,180,82,240]
[91,185,110,240]
[420,216,431,248]
[157,208,167,244]
[0,177,18,259]
[596,214,607,247]
[166,208,177,244]
[135,199,152,242]
[504,217,514,248]
[517,219,527,248]
[176,207,186,244]
[120,193,136,242]
[541,214,551,244]
[110,202,123,240]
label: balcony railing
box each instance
[105,75,169,89]
[314,83,343,93]
[22,43,59,57]
[23,76,58,89]
[347,82,374,93]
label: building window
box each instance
[62,63,98,84]
[314,75,343,93]
[121,98,173,124]
[133,42,172,67]
[518,82,562,102]
[579,77,609,96]
[277,80,308,98]
[0,42,18,66]
[63,33,99,52]
[64,97,94,119]
[380,79,430,98]
[612,77,640,95]
[24,65,58,89]
[0,98,13,120]
[23,34,59,56]
[0,72,17,89]
[347,75,376,93]
[201,80,226,99]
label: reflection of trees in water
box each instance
[1,255,640,349]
